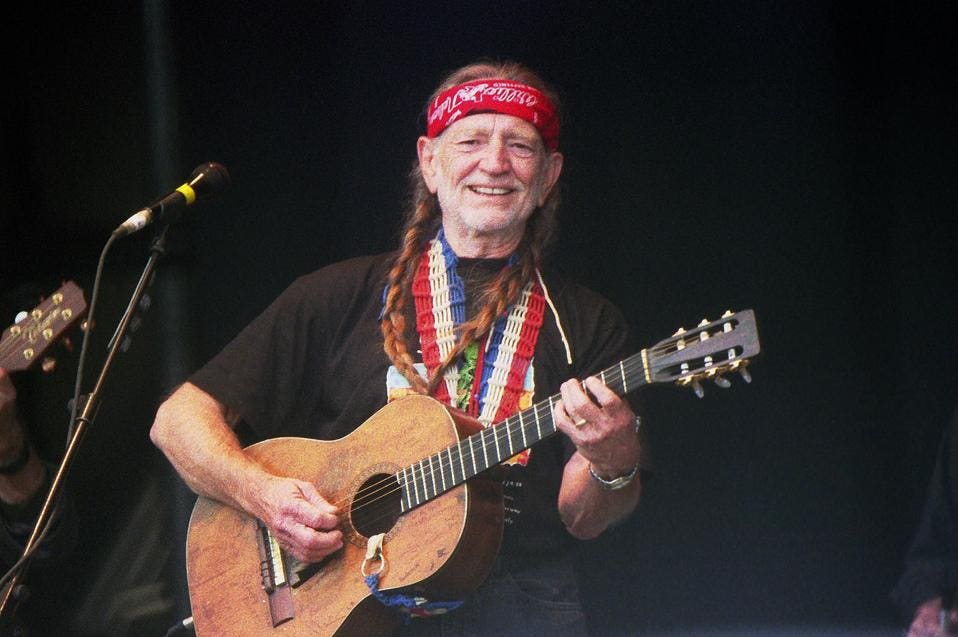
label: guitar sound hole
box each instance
[350,473,402,538]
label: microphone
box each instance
[113,162,231,237]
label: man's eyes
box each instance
[453,139,537,155]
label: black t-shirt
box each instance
[190,252,634,558]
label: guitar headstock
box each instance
[0,281,88,373]
[646,309,761,397]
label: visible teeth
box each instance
[471,186,511,195]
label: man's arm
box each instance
[149,382,343,562]
[554,376,643,539]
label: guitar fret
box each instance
[420,459,431,500]
[442,447,456,489]
[430,451,446,493]
[620,360,628,394]
[492,423,502,460]
[481,429,490,470]
[468,436,477,477]
[436,454,444,493]
[428,455,438,497]
[454,447,462,483]
[406,468,415,510]
[533,403,542,440]
[399,468,411,511]
[411,462,420,503]
[408,465,420,506]
[505,420,514,456]
[417,460,427,503]
[552,396,562,438]
[519,412,528,448]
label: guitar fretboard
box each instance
[396,350,650,512]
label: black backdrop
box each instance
[3,2,957,635]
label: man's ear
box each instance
[417,136,439,194]
[538,151,564,207]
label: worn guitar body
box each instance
[186,395,505,637]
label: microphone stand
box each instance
[0,226,171,624]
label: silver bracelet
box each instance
[587,414,643,490]
[589,461,640,491]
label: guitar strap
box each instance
[362,533,463,622]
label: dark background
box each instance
[2,2,956,635]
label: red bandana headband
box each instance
[426,79,559,151]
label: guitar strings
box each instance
[335,356,642,511]
[343,354,647,511]
[335,346,737,526]
[338,332,748,525]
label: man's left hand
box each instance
[555,376,640,479]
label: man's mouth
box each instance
[469,186,514,196]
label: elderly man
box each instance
[151,60,645,636]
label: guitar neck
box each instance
[396,350,650,513]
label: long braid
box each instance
[381,195,438,392]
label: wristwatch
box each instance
[589,461,640,491]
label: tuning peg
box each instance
[41,357,57,373]
[697,320,716,371]
[691,379,705,399]
[738,366,752,384]
[61,337,74,352]
[713,374,731,389]
[673,328,690,376]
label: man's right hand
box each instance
[150,382,345,563]
[253,474,343,563]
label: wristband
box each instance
[589,461,640,491]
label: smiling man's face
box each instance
[418,112,563,258]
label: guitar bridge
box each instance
[255,521,295,627]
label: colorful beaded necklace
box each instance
[412,230,545,425]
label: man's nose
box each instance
[478,139,510,173]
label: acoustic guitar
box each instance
[186,309,761,636]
